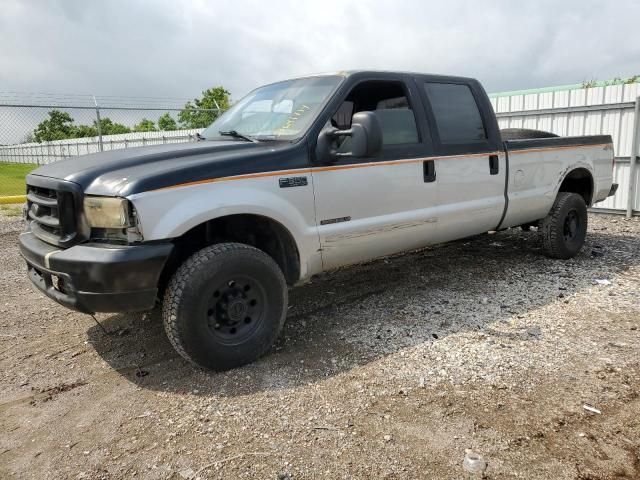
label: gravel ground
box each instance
[0,212,639,479]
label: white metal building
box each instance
[489,81,640,217]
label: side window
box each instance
[332,101,353,130]
[376,96,409,109]
[332,81,419,146]
[423,83,486,144]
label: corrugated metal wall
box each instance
[489,82,640,215]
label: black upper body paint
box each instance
[29,139,309,196]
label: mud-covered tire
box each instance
[540,192,588,259]
[162,242,287,370]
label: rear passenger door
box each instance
[419,79,506,241]
[311,75,439,270]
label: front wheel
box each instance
[162,243,287,370]
[540,192,588,259]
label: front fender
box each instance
[127,176,320,276]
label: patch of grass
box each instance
[0,162,38,196]
[0,204,23,216]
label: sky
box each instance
[1,0,639,105]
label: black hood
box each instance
[29,140,309,196]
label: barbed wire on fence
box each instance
[0,92,198,109]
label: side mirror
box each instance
[316,111,383,164]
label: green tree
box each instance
[33,110,75,142]
[133,118,156,132]
[32,111,133,142]
[95,118,131,135]
[71,124,98,138]
[158,112,178,131]
[179,86,230,129]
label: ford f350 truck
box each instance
[19,71,618,370]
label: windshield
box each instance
[201,75,343,141]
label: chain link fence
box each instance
[0,101,223,199]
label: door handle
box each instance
[423,160,436,182]
[489,154,499,175]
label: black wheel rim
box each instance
[563,209,579,242]
[205,275,267,345]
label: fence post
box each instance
[627,96,640,218]
[93,95,104,152]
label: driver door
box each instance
[311,75,439,270]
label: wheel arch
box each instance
[161,213,301,287]
[558,167,594,206]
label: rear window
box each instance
[423,83,486,144]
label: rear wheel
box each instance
[540,192,588,259]
[162,242,287,370]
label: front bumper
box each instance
[19,232,173,314]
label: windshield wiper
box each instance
[218,130,260,143]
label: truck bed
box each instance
[498,134,614,230]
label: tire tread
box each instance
[541,192,587,259]
[162,242,286,369]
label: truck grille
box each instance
[26,177,87,247]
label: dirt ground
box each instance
[1,212,639,480]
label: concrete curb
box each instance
[0,195,26,205]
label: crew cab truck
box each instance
[20,71,617,370]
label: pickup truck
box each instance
[20,71,617,370]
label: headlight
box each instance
[83,196,131,228]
